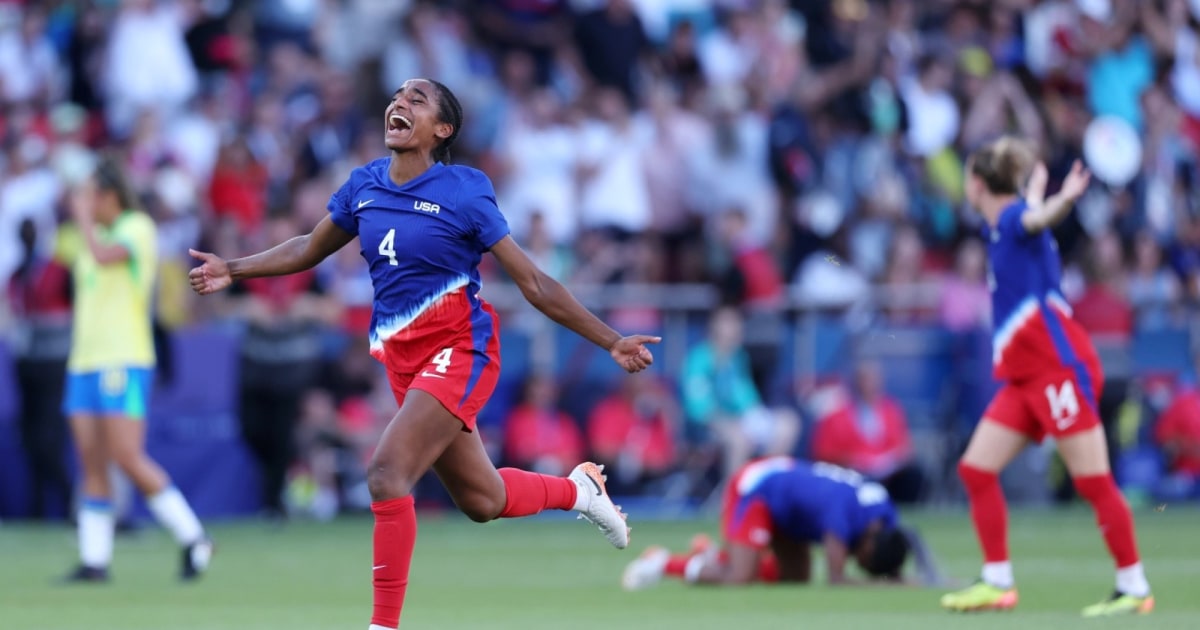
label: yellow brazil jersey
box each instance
[68,211,157,372]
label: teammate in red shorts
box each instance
[189,78,659,630]
[940,137,1153,616]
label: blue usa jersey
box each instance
[327,159,510,370]
[985,200,1098,382]
[723,457,897,549]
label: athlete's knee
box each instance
[456,492,504,523]
[366,454,418,501]
[958,461,999,492]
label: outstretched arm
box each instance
[189,216,353,295]
[490,236,659,373]
[1020,160,1091,233]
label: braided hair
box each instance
[429,80,463,164]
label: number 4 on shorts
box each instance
[432,348,453,374]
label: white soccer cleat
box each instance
[622,546,669,591]
[569,462,630,549]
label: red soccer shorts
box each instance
[380,303,502,433]
[984,361,1103,443]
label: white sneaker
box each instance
[622,547,669,591]
[569,462,629,549]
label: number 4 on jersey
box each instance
[379,228,398,266]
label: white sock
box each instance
[147,486,205,546]
[1116,562,1151,597]
[683,554,707,584]
[79,498,114,568]
[368,625,396,630]
[571,478,590,512]
[981,561,1014,589]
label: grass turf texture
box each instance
[1,507,1197,630]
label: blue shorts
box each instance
[64,367,154,419]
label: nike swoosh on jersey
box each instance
[419,371,446,379]
[358,199,374,209]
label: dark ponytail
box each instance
[429,80,463,164]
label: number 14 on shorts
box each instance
[420,348,454,378]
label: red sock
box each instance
[1073,474,1140,568]
[664,554,691,578]
[758,554,780,582]
[371,496,416,629]
[958,462,1009,563]
[497,468,577,517]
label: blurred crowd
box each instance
[6,0,1200,519]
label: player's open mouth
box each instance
[388,114,413,132]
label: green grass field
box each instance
[1,506,1198,630]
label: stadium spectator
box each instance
[587,374,680,495]
[7,218,73,520]
[571,0,650,103]
[576,86,652,239]
[502,373,586,477]
[0,136,61,286]
[493,87,578,245]
[1153,353,1200,501]
[681,306,799,481]
[939,237,990,333]
[103,0,199,137]
[208,138,270,234]
[1127,230,1182,328]
[1070,230,1135,495]
[712,207,785,396]
[0,5,62,106]
[811,360,926,504]
[231,214,337,520]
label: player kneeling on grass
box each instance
[940,137,1153,617]
[622,457,941,590]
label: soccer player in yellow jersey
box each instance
[61,158,213,583]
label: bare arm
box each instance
[69,188,131,265]
[1139,0,1179,55]
[824,532,860,585]
[490,236,659,372]
[189,216,354,295]
[78,219,132,265]
[1020,160,1091,233]
[230,216,353,280]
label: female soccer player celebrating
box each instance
[64,158,212,582]
[189,78,658,630]
[939,137,1153,617]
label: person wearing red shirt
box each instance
[502,374,585,477]
[587,374,680,495]
[811,360,925,504]
[208,139,269,233]
[7,218,74,520]
[1153,364,1200,500]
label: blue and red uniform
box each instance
[327,159,509,430]
[983,200,1103,442]
[722,457,898,563]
